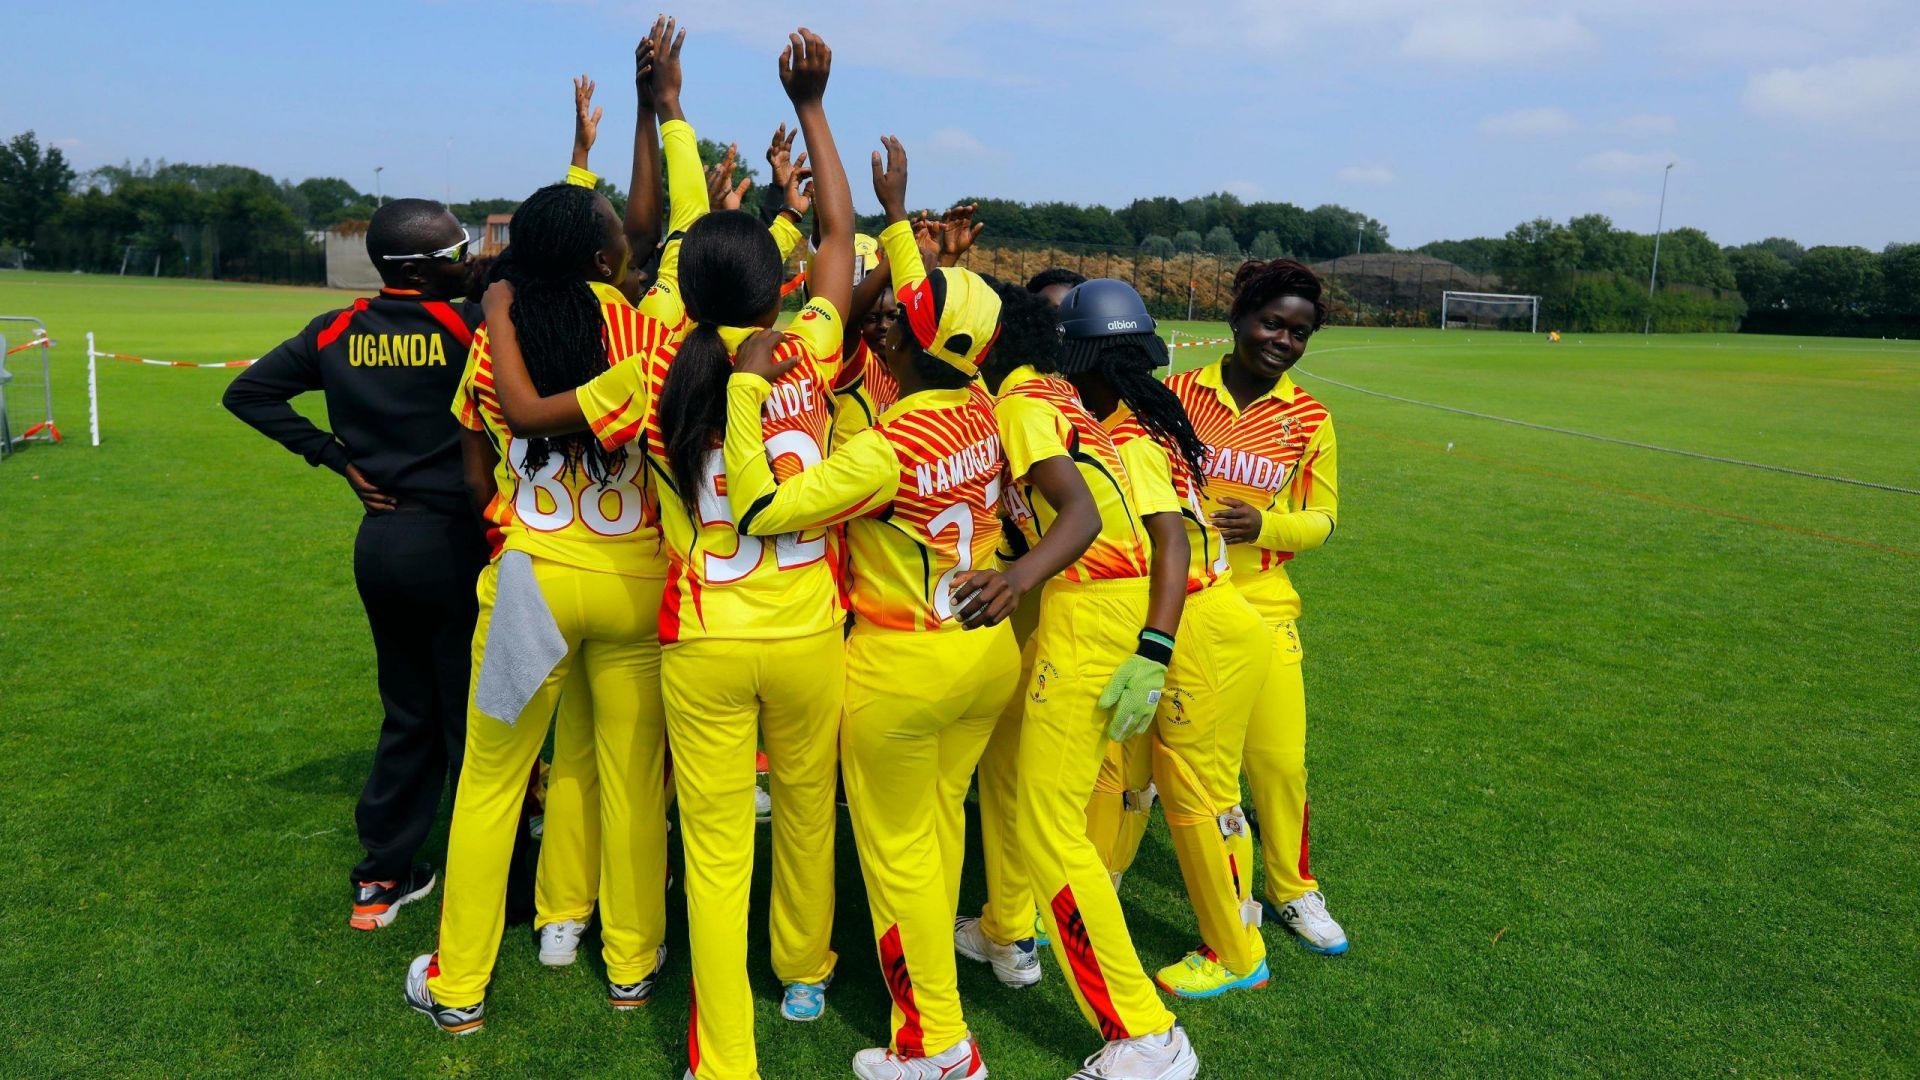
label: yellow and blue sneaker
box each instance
[1153,946,1270,999]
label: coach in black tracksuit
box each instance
[224,198,499,930]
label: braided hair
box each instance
[657,210,782,506]
[501,184,626,484]
[983,281,1064,388]
[1230,258,1328,330]
[1062,333,1209,482]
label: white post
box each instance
[1441,292,1450,329]
[87,331,101,446]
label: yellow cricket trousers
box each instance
[430,560,669,1006]
[843,621,1018,1058]
[1243,617,1316,904]
[1089,582,1269,975]
[974,592,1041,946]
[535,665,596,926]
[664,627,843,1080]
[1018,576,1176,1042]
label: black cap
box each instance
[1056,278,1157,341]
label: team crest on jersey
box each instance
[1163,688,1194,724]
[1281,416,1297,439]
[1029,659,1059,704]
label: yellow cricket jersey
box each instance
[576,296,846,643]
[629,119,805,337]
[726,377,1005,632]
[451,280,669,577]
[994,365,1151,584]
[1104,405,1231,595]
[829,339,901,452]
[1163,360,1337,622]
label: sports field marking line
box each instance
[1345,422,1920,561]
[1290,346,1920,497]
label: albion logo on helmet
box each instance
[1106,319,1140,331]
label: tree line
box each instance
[1,129,1908,335]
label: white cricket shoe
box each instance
[953,915,1041,988]
[1070,1024,1198,1080]
[852,1034,987,1079]
[537,918,588,966]
[755,785,773,824]
[1275,890,1349,955]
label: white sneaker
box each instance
[537,919,588,966]
[1070,1024,1198,1080]
[1275,890,1349,955]
[852,1034,987,1079]
[954,915,1041,988]
[755,785,773,824]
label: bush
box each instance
[1173,230,1202,253]
[1203,226,1240,259]
[1249,231,1284,259]
[1139,234,1176,259]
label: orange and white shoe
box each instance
[351,862,436,931]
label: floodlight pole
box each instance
[375,166,386,207]
[1644,161,1674,335]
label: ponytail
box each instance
[1065,334,1209,484]
[659,321,732,503]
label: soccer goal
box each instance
[1440,291,1541,333]
[0,316,60,460]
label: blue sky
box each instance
[6,0,1917,248]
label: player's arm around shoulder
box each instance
[725,332,894,535]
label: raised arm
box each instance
[569,74,602,173]
[624,35,662,255]
[780,28,851,318]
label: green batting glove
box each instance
[1098,630,1174,742]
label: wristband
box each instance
[1135,629,1175,667]
[778,206,804,224]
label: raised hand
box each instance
[937,203,984,267]
[779,28,831,105]
[572,75,603,159]
[706,143,752,211]
[911,211,943,263]
[870,135,909,222]
[784,159,813,217]
[648,15,686,120]
[633,36,655,106]
[767,124,799,187]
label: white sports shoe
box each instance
[755,785,773,824]
[852,1034,987,1079]
[537,918,588,966]
[1071,1024,1198,1080]
[953,915,1041,988]
[1275,890,1349,955]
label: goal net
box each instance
[1440,291,1540,332]
[0,317,58,460]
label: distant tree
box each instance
[1139,234,1176,259]
[1203,225,1240,258]
[449,198,521,223]
[1727,245,1792,311]
[1417,237,1503,271]
[1751,236,1806,266]
[1118,197,1183,244]
[1789,246,1882,317]
[1172,229,1202,253]
[1880,243,1920,317]
[1249,230,1285,259]
[292,177,373,229]
[0,130,76,246]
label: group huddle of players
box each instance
[398,18,1343,1080]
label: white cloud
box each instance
[927,127,988,156]
[1578,150,1675,174]
[1610,113,1677,136]
[1337,165,1396,186]
[1594,187,1654,210]
[1745,47,1920,133]
[1400,11,1592,64]
[1479,107,1576,137]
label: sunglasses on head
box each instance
[380,229,472,264]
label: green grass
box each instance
[3,270,1917,1077]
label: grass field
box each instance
[2,270,1917,1078]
